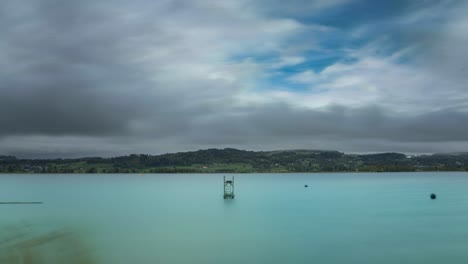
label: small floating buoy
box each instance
[304,185,308,188]
[430,193,437,200]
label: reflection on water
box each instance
[0,224,94,264]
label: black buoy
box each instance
[304,184,308,188]
[430,193,437,200]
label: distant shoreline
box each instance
[1,148,468,173]
[1,171,468,175]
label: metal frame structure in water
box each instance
[223,176,235,199]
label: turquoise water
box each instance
[1,172,468,263]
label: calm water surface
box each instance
[1,172,468,263]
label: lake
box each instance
[1,172,468,264]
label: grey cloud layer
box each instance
[0,0,467,157]
[0,0,147,136]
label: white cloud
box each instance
[287,70,319,83]
[270,56,305,69]
[270,41,466,113]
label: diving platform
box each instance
[223,176,235,199]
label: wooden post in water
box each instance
[223,176,235,199]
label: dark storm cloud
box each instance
[187,104,468,144]
[0,0,261,138]
[0,0,202,138]
[0,0,147,136]
[3,104,468,158]
[0,0,283,139]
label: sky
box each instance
[1,0,468,158]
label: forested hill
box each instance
[1,148,468,173]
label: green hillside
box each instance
[1,148,468,173]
